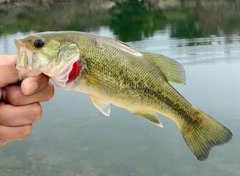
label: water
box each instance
[0,1,240,175]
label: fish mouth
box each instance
[14,39,20,58]
[14,39,33,69]
[14,39,41,80]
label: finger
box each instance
[0,55,17,65]
[0,61,18,87]
[0,138,11,147]
[2,83,54,106]
[0,125,32,140]
[0,103,42,127]
[0,88,3,100]
[21,73,50,96]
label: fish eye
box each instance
[34,39,44,48]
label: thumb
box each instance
[0,55,19,87]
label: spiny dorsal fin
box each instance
[131,110,163,128]
[143,52,186,84]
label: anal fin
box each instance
[131,111,163,128]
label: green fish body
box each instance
[14,31,232,161]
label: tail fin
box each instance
[179,109,232,161]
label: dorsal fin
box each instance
[143,52,186,84]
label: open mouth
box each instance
[14,39,33,69]
[14,39,41,80]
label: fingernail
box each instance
[26,81,38,95]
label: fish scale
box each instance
[77,36,192,118]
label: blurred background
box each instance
[0,0,240,176]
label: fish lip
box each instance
[14,39,25,65]
[14,39,20,57]
[14,39,26,80]
[14,39,26,68]
[14,39,41,80]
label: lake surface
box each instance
[0,1,240,176]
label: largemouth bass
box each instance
[14,31,232,161]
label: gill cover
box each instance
[50,43,80,88]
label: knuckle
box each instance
[0,104,15,126]
[0,88,3,99]
[19,125,32,139]
[0,104,5,122]
[0,138,10,146]
[30,103,42,121]
[33,103,42,121]
[0,104,14,126]
[6,88,21,106]
[43,84,54,102]
[1,116,14,126]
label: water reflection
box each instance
[0,0,240,42]
[109,0,167,41]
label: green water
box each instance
[0,1,240,175]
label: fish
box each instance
[14,31,232,161]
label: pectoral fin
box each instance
[143,52,186,84]
[131,111,163,128]
[89,95,110,116]
[85,74,100,85]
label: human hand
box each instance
[0,55,54,146]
